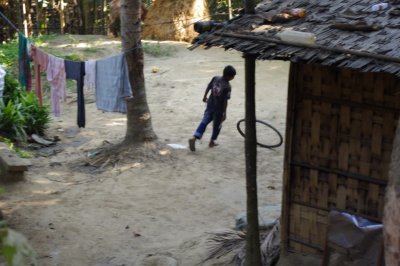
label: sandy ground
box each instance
[0,35,289,266]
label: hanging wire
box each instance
[0,10,20,34]
[0,7,236,62]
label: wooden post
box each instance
[244,0,261,264]
[244,53,262,266]
[280,62,297,255]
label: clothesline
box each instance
[0,10,20,33]
[0,6,140,129]
[19,36,135,129]
[1,10,213,129]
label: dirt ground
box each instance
[0,35,289,266]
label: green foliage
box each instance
[30,34,57,46]
[0,137,33,159]
[82,47,99,54]
[0,100,26,141]
[19,92,51,136]
[143,0,153,8]
[0,228,37,266]
[0,38,18,71]
[208,0,264,19]
[0,76,50,142]
[143,42,177,57]
[3,74,19,100]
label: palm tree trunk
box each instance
[120,0,157,144]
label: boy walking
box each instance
[189,65,236,151]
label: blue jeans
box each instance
[194,109,223,141]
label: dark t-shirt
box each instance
[206,76,231,113]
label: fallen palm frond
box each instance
[202,220,280,266]
[204,230,247,263]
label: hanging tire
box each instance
[236,119,283,149]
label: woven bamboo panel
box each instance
[284,63,400,253]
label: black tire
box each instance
[236,119,283,149]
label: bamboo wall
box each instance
[282,63,400,254]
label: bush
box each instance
[0,75,50,142]
[0,38,18,71]
[143,42,177,57]
[20,92,51,136]
[0,100,26,141]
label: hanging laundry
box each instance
[95,54,132,113]
[18,33,32,90]
[84,59,96,91]
[0,65,5,99]
[47,54,66,117]
[65,60,86,128]
[31,45,49,106]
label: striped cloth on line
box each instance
[95,54,132,113]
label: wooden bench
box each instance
[0,143,31,181]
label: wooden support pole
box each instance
[244,53,262,266]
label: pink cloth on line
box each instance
[84,59,96,91]
[47,55,66,117]
[31,45,49,106]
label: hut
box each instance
[192,0,400,260]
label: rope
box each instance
[0,9,230,62]
[0,10,20,34]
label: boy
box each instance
[189,65,236,151]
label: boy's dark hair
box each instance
[223,65,236,77]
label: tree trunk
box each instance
[34,0,41,35]
[384,120,400,265]
[81,0,93,33]
[244,53,262,266]
[245,0,256,14]
[59,0,65,33]
[120,0,157,144]
[227,0,232,19]
[21,0,29,36]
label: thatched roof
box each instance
[192,0,400,77]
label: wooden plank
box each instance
[281,62,298,254]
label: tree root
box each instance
[83,140,175,171]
